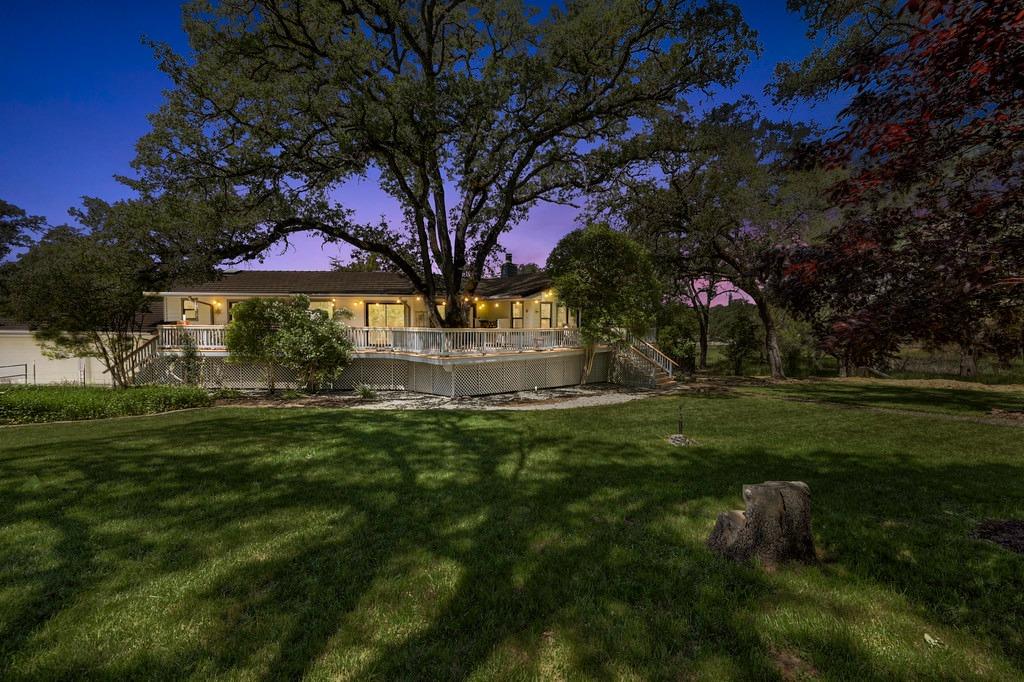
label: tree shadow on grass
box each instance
[0,407,1021,679]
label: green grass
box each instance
[1,388,1023,679]
[742,378,1024,417]
[0,385,212,424]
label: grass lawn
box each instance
[740,378,1024,417]
[1,385,1022,679]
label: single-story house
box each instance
[0,268,676,395]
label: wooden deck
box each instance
[156,325,583,357]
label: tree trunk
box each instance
[752,294,785,379]
[444,291,471,327]
[959,343,978,378]
[707,481,815,568]
[697,312,709,370]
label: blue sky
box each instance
[0,1,845,269]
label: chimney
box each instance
[500,253,518,278]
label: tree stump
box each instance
[707,481,815,567]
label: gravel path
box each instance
[351,383,667,411]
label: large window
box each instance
[309,300,334,317]
[511,301,524,328]
[367,302,406,327]
[556,303,569,327]
[182,299,199,321]
[227,300,243,322]
[539,302,553,329]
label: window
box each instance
[227,300,243,322]
[182,299,199,321]
[309,300,333,318]
[511,301,524,328]
[367,302,406,327]
[556,303,569,327]
[539,302,553,329]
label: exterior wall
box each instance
[162,292,577,329]
[0,332,112,385]
[137,350,610,396]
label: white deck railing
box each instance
[158,325,581,355]
[159,325,227,350]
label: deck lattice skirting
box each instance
[136,350,613,396]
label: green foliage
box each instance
[130,0,756,326]
[0,224,156,388]
[224,297,284,391]
[0,197,220,387]
[590,98,835,378]
[0,385,211,424]
[0,198,43,261]
[547,224,660,347]
[225,296,354,392]
[724,309,760,375]
[656,303,699,371]
[176,334,201,386]
[355,384,377,401]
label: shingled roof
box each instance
[159,269,552,299]
[0,311,165,332]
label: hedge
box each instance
[0,385,213,425]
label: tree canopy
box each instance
[589,100,833,378]
[546,223,659,359]
[775,0,1024,375]
[129,0,757,326]
[0,199,44,262]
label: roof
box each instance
[477,271,552,298]
[0,311,164,333]
[162,270,418,296]
[157,269,552,299]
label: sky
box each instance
[0,1,845,271]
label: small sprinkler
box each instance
[668,402,694,447]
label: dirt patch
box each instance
[989,408,1024,422]
[772,649,819,681]
[971,519,1024,554]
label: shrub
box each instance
[355,384,377,401]
[176,333,202,385]
[724,311,760,375]
[0,385,212,425]
[225,295,354,392]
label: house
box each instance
[0,268,676,394]
[0,313,164,386]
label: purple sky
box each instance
[0,1,845,271]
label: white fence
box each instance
[159,325,581,355]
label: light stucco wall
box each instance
[0,332,112,385]
[164,292,577,329]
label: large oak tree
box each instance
[129,0,757,326]
[590,101,833,378]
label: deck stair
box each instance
[613,331,679,388]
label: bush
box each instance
[355,384,377,401]
[724,311,760,375]
[0,385,212,424]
